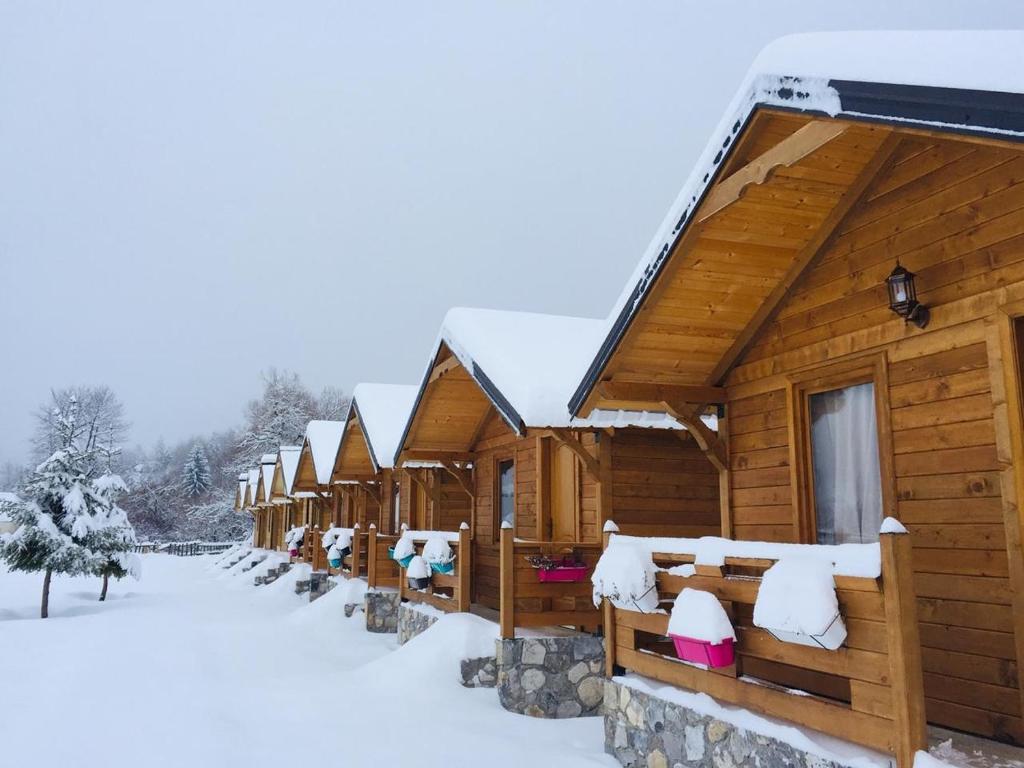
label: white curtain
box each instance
[809,382,883,545]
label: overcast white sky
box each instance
[2,1,1023,466]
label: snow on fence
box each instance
[499,525,602,639]
[598,523,926,768]
[148,542,236,556]
[397,525,472,614]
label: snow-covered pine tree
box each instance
[84,474,141,601]
[182,443,212,497]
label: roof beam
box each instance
[659,400,727,472]
[428,355,463,384]
[697,120,850,223]
[441,460,475,499]
[707,129,901,387]
[596,382,726,411]
[550,428,601,479]
[399,449,476,464]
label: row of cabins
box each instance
[233,32,1024,768]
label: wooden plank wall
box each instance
[610,428,721,538]
[724,135,1024,743]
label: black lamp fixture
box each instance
[886,262,929,329]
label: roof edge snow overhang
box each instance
[351,399,383,475]
[394,341,528,467]
[568,77,1024,417]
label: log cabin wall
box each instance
[722,132,1024,743]
[609,427,721,539]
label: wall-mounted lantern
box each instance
[886,263,929,329]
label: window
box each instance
[808,382,883,545]
[498,459,515,532]
[789,355,894,546]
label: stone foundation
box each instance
[260,562,291,586]
[309,572,334,602]
[295,579,311,595]
[364,590,400,633]
[497,635,605,718]
[397,604,497,688]
[604,679,848,768]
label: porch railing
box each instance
[397,525,472,614]
[499,525,602,639]
[601,525,926,768]
[366,525,400,589]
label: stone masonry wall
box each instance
[497,635,605,718]
[604,679,850,768]
[397,604,497,688]
[364,590,400,633]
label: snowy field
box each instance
[0,553,613,768]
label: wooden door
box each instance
[550,443,580,542]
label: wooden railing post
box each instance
[351,523,362,579]
[602,520,618,677]
[457,522,471,612]
[499,522,514,639]
[881,525,927,768]
[367,524,378,589]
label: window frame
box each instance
[494,454,516,543]
[786,353,896,545]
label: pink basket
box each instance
[670,634,735,668]
[288,548,299,558]
[537,565,589,583]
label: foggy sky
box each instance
[2,1,1023,466]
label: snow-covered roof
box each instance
[279,445,301,495]
[260,453,277,464]
[351,383,419,471]
[260,460,275,503]
[246,469,260,505]
[304,420,346,485]
[236,476,248,507]
[570,31,1024,414]
[405,308,690,445]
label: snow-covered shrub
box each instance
[284,526,306,550]
[327,544,342,562]
[591,542,660,613]
[753,558,846,650]
[407,555,430,579]
[421,536,453,566]
[668,588,735,643]
[321,527,352,552]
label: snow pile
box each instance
[351,383,419,470]
[304,420,346,485]
[284,526,306,551]
[753,558,847,650]
[407,555,430,581]
[288,577,368,628]
[392,534,415,562]
[667,589,735,643]
[321,527,353,551]
[591,542,660,613]
[609,533,880,578]
[259,562,312,598]
[421,536,453,566]
[880,517,907,535]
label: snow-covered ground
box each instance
[0,553,613,768]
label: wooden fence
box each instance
[602,526,926,767]
[366,525,400,589]
[152,542,236,556]
[398,526,472,614]
[498,526,602,639]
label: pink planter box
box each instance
[670,634,735,668]
[537,565,589,583]
[288,548,299,558]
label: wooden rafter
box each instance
[441,460,475,499]
[596,382,726,410]
[697,120,850,223]
[399,449,475,463]
[358,481,381,505]
[706,129,901,387]
[549,428,601,479]
[659,400,727,472]
[428,355,462,384]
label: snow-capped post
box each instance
[879,518,926,768]
[457,522,471,612]
[351,523,363,580]
[602,520,619,677]
[367,524,378,588]
[499,521,514,639]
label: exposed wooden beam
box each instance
[706,129,901,387]
[398,449,476,464]
[697,120,850,223]
[596,381,726,409]
[660,400,727,472]
[549,428,601,479]
[441,460,475,499]
[358,481,381,505]
[428,355,463,384]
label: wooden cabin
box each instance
[397,308,722,635]
[569,34,1024,751]
[254,454,281,550]
[270,446,302,553]
[245,468,264,547]
[292,420,346,532]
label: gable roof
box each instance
[259,454,276,504]
[272,446,301,499]
[569,31,1024,415]
[235,473,248,510]
[305,420,346,485]
[245,469,260,506]
[351,383,418,472]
